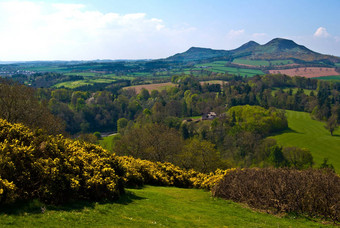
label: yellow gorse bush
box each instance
[117,156,235,189]
[0,118,125,204]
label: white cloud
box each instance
[313,27,330,38]
[226,29,245,38]
[251,33,267,39]
[0,1,197,60]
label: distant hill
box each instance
[166,47,230,62]
[166,38,340,63]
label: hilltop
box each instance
[166,38,340,63]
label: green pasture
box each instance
[53,78,116,89]
[314,75,340,81]
[196,61,264,77]
[23,66,70,73]
[99,134,117,152]
[212,66,263,77]
[64,72,98,77]
[271,87,315,96]
[271,110,340,172]
[233,58,293,67]
[0,186,331,227]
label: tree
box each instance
[115,123,183,163]
[325,114,338,136]
[117,118,129,134]
[177,138,222,173]
[283,147,314,169]
[0,78,64,134]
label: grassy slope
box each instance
[271,110,340,171]
[0,186,331,227]
[99,134,116,152]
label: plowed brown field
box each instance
[269,67,339,78]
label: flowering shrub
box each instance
[0,118,124,204]
[117,156,233,190]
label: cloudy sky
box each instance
[0,0,339,61]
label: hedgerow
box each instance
[212,168,340,223]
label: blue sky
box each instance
[0,0,339,60]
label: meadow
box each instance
[53,78,117,89]
[196,61,264,77]
[271,87,315,96]
[0,186,332,227]
[314,75,340,81]
[271,110,340,172]
[232,58,293,67]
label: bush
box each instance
[212,168,340,222]
[0,118,125,204]
[117,156,232,190]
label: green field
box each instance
[271,87,315,96]
[65,72,98,77]
[314,75,340,81]
[0,186,331,227]
[99,134,116,152]
[271,110,340,172]
[23,66,70,73]
[233,58,293,67]
[196,61,264,77]
[53,78,116,89]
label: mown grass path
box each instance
[271,110,340,172]
[0,186,332,227]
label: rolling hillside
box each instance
[271,110,340,172]
[166,38,340,64]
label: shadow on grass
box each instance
[0,190,145,215]
[269,127,301,137]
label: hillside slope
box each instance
[166,38,340,63]
[271,110,340,172]
[0,186,332,227]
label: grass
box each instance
[98,134,116,152]
[0,186,332,227]
[271,87,315,96]
[64,72,98,77]
[271,110,340,172]
[53,78,116,89]
[196,61,264,77]
[232,59,293,67]
[314,75,340,81]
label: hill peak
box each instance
[186,47,213,52]
[264,38,306,50]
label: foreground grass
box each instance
[0,186,332,227]
[271,110,340,172]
